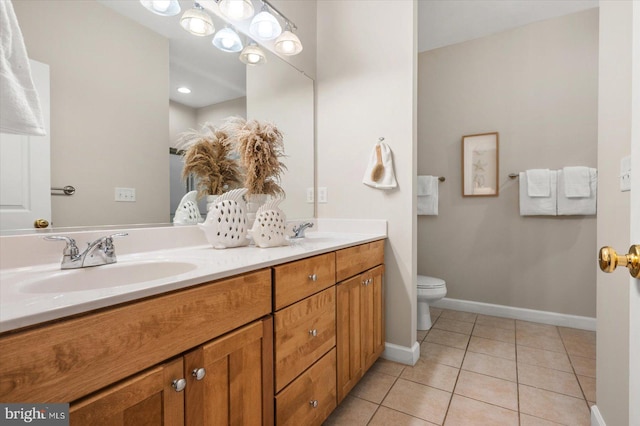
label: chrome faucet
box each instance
[291,222,314,239]
[45,233,128,269]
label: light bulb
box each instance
[222,38,234,49]
[187,18,206,35]
[280,40,295,54]
[152,0,170,12]
[247,53,261,64]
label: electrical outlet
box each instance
[306,187,314,203]
[115,187,136,202]
[318,187,327,203]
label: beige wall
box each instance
[14,0,169,228]
[196,97,246,130]
[417,9,598,318]
[596,2,633,424]
[317,0,417,355]
[169,101,197,149]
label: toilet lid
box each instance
[417,275,446,289]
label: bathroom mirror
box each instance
[3,0,314,233]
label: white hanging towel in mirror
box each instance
[363,142,397,189]
[0,0,46,136]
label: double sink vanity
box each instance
[0,220,386,425]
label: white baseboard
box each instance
[591,405,606,426]
[431,298,596,331]
[382,341,420,366]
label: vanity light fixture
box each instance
[249,3,282,40]
[239,42,267,66]
[212,27,244,52]
[177,87,192,94]
[139,0,181,16]
[218,0,255,21]
[180,2,215,36]
[274,22,303,56]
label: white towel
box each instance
[363,142,398,189]
[558,168,597,215]
[562,166,591,198]
[0,0,45,136]
[519,171,557,216]
[417,177,438,216]
[417,175,435,196]
[526,169,551,197]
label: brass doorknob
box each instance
[598,245,640,278]
[34,219,49,229]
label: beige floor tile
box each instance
[467,336,515,360]
[323,396,378,426]
[558,327,596,345]
[368,406,437,426]
[369,358,406,378]
[454,370,518,411]
[516,332,566,353]
[517,363,583,398]
[400,358,460,392]
[420,342,466,368]
[382,378,451,425]
[519,414,564,425]
[350,370,397,404]
[519,384,591,426]
[475,314,515,331]
[417,329,428,342]
[569,353,596,377]
[516,321,560,338]
[577,374,596,402]
[440,309,477,323]
[516,345,573,372]
[562,336,596,359]
[425,329,470,350]
[472,324,515,344]
[430,307,443,318]
[444,394,518,426]
[433,318,474,335]
[461,351,516,382]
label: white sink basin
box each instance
[19,260,199,294]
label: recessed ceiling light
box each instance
[178,87,191,94]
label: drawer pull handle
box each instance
[310,400,319,408]
[192,367,206,381]
[363,278,372,286]
[308,274,318,282]
[172,378,186,392]
[309,329,318,337]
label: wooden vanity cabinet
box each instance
[335,242,385,403]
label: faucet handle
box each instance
[44,235,79,257]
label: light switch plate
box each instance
[318,187,327,203]
[620,155,631,192]
[115,187,136,202]
[306,187,314,203]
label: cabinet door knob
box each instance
[192,367,206,381]
[309,400,319,408]
[308,274,318,282]
[309,329,318,337]
[172,378,186,392]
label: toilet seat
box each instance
[417,275,445,289]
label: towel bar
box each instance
[508,173,519,179]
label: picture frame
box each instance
[462,132,499,197]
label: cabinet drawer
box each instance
[273,252,336,310]
[274,287,335,392]
[336,240,384,282]
[0,269,272,403]
[275,348,337,426]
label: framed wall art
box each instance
[462,132,499,197]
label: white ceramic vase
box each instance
[245,193,268,229]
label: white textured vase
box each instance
[245,194,268,229]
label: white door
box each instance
[0,60,51,231]
[594,2,639,425]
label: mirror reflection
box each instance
[2,0,314,233]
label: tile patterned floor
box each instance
[324,308,595,426]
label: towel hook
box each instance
[378,137,384,142]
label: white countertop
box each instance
[0,225,386,333]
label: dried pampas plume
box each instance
[179,123,242,199]
[223,117,287,196]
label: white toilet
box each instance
[417,275,447,330]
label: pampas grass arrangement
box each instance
[224,117,286,196]
[179,124,242,199]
